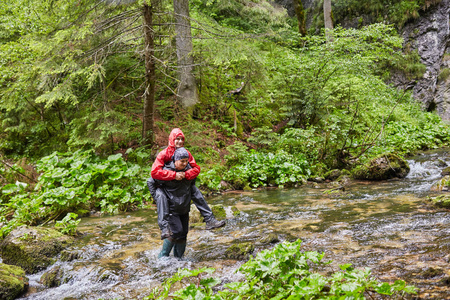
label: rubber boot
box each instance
[158,239,174,258]
[173,243,186,259]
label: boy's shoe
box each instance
[205,218,226,230]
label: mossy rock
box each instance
[40,266,63,288]
[352,153,410,180]
[189,205,203,224]
[189,204,227,224]
[441,166,450,176]
[0,263,28,300]
[427,195,450,208]
[210,205,226,220]
[324,169,342,181]
[260,233,279,244]
[0,226,74,274]
[430,176,450,191]
[224,242,254,260]
[231,206,241,216]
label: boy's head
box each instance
[173,147,189,171]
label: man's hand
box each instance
[175,172,185,180]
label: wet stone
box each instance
[260,233,280,244]
[438,276,450,286]
[419,267,444,279]
[40,266,64,288]
[224,242,254,260]
[60,250,81,262]
[352,153,410,180]
[0,263,28,300]
[0,226,74,274]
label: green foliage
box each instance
[191,0,290,33]
[381,113,450,155]
[146,240,417,299]
[225,150,310,188]
[55,212,80,236]
[0,150,151,237]
[327,0,442,29]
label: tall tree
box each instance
[293,0,306,36]
[323,0,333,42]
[142,2,155,146]
[173,0,199,108]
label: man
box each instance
[148,128,225,240]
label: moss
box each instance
[438,68,450,82]
[231,206,241,216]
[427,195,450,208]
[40,266,62,288]
[210,205,226,220]
[352,153,409,180]
[0,263,28,300]
[224,242,254,260]
[324,169,342,181]
[0,226,74,274]
[260,233,279,244]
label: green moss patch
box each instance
[0,263,28,300]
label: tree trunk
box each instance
[323,0,333,42]
[173,0,198,108]
[142,3,155,146]
[293,0,306,36]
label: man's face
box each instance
[174,158,189,171]
[174,136,184,148]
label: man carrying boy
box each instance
[149,128,225,240]
[148,147,195,258]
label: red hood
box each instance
[166,128,185,159]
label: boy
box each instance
[149,128,225,240]
[147,147,195,258]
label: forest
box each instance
[0,0,449,298]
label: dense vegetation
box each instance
[0,0,448,240]
[147,240,417,299]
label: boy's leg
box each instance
[155,188,171,239]
[191,185,226,229]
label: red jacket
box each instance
[150,128,201,181]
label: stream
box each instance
[18,149,450,299]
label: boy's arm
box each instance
[185,151,200,180]
[151,151,177,181]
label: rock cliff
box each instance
[402,0,450,121]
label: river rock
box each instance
[0,226,74,274]
[0,263,28,300]
[442,166,450,176]
[224,242,254,260]
[427,195,450,208]
[189,204,227,224]
[430,175,450,191]
[40,266,64,288]
[260,233,280,244]
[352,153,410,180]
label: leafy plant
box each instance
[145,240,417,299]
[0,150,151,238]
[55,212,80,236]
[224,150,310,188]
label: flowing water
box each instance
[18,149,450,299]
